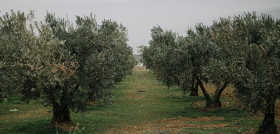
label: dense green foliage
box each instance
[142,12,280,133]
[142,24,229,108]
[44,13,135,102]
[0,10,135,124]
[231,13,280,134]
[1,9,279,133]
[142,27,181,88]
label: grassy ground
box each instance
[0,67,279,134]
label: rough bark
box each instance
[256,99,278,134]
[206,82,229,108]
[189,82,199,96]
[196,76,211,103]
[51,104,72,125]
[0,88,2,98]
[50,86,72,125]
[206,100,221,108]
[196,76,229,108]
[88,92,94,101]
[190,59,199,97]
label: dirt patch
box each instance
[86,100,98,106]
[205,84,236,101]
[153,116,224,124]
[127,92,146,100]
[50,122,80,131]
[108,116,226,134]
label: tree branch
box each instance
[196,75,211,102]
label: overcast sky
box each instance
[1,0,280,54]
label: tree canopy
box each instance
[0,10,135,124]
[142,12,280,133]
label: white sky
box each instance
[1,0,280,54]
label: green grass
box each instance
[0,68,278,133]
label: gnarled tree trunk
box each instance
[206,82,228,108]
[206,99,222,108]
[88,91,94,101]
[0,88,2,98]
[196,76,229,108]
[50,86,72,125]
[196,76,212,107]
[51,103,71,125]
[189,81,199,96]
[256,99,278,134]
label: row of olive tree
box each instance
[142,12,280,133]
[0,11,135,124]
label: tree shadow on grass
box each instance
[10,120,69,134]
[161,94,253,120]
[86,104,107,111]
[175,106,250,118]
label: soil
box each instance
[108,69,280,133]
[108,116,226,134]
[127,92,146,100]
[49,122,79,131]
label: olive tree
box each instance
[0,11,86,124]
[230,12,280,134]
[1,11,135,125]
[45,13,135,102]
[144,24,231,107]
[142,26,181,89]
[142,25,231,105]
[177,23,233,108]
[143,12,280,133]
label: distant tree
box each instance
[142,26,201,96]
[142,26,181,89]
[137,45,146,55]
